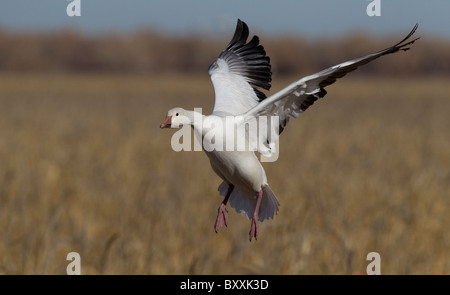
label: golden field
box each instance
[0,73,448,274]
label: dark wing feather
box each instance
[244,24,419,150]
[299,23,420,112]
[209,19,272,101]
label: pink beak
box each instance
[160,116,172,128]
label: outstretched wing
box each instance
[244,23,420,152]
[209,19,272,116]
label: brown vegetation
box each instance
[0,73,448,274]
[0,29,449,76]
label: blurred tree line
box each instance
[0,28,448,76]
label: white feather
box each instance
[218,181,279,222]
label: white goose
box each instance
[160,20,419,241]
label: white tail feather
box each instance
[218,182,280,222]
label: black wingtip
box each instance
[409,23,419,37]
[214,19,272,100]
[374,23,420,56]
[226,19,249,51]
[395,23,420,48]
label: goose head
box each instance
[160,107,191,129]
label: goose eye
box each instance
[176,113,179,116]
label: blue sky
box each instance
[0,0,449,39]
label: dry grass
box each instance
[0,73,448,274]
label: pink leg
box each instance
[249,190,263,242]
[214,185,234,233]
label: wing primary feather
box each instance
[225,19,249,51]
[211,19,272,101]
[243,23,420,143]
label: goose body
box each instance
[161,20,419,241]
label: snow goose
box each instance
[160,19,419,241]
